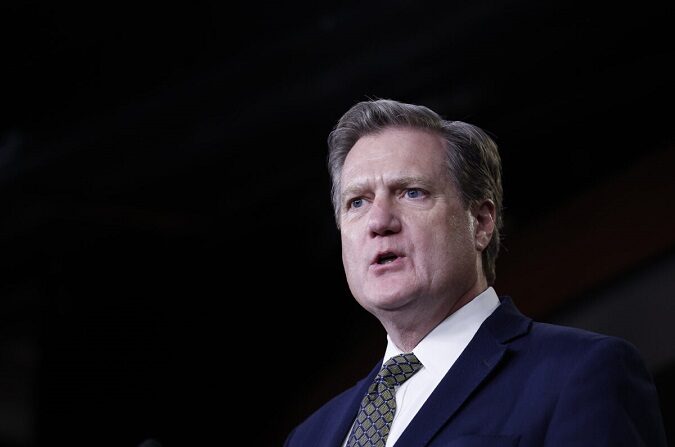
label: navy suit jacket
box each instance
[285,297,667,446]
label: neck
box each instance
[380,283,487,352]
[385,322,430,353]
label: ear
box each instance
[472,199,496,252]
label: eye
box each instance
[405,188,425,199]
[350,198,364,209]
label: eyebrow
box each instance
[341,175,434,202]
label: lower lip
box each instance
[370,257,406,274]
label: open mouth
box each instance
[376,252,400,265]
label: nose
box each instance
[367,197,402,236]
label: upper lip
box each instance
[371,250,404,265]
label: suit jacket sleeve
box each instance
[543,336,667,446]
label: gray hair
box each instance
[327,98,503,285]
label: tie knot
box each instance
[374,353,423,389]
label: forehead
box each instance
[341,127,447,183]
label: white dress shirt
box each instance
[342,287,500,447]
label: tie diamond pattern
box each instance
[347,353,423,447]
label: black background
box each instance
[1,1,674,446]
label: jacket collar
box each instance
[394,296,531,447]
[323,361,382,447]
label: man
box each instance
[285,99,667,446]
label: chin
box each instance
[361,289,416,313]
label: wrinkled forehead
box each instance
[342,128,448,180]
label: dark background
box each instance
[1,1,674,446]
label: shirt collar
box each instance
[383,287,500,372]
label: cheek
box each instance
[419,234,453,272]
[341,240,366,296]
[340,233,359,273]
[415,213,454,248]
[415,215,472,265]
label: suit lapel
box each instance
[323,361,382,447]
[394,297,531,447]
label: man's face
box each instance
[339,127,482,322]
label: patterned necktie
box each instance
[347,353,423,447]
